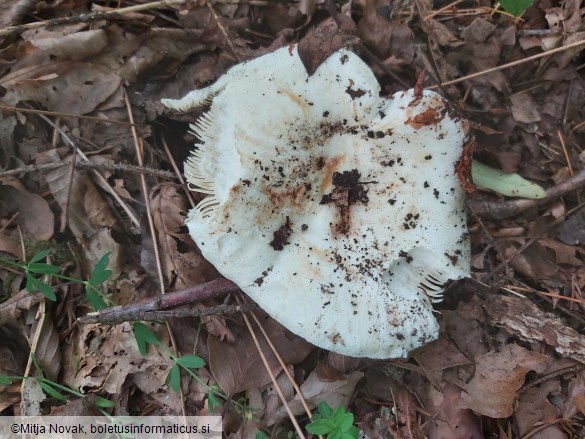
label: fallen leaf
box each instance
[510,93,541,123]
[0,181,54,241]
[149,183,217,289]
[357,13,414,65]
[62,322,173,396]
[27,310,61,382]
[563,370,585,419]
[3,61,122,115]
[456,343,550,418]
[298,18,359,75]
[426,384,482,439]
[208,316,312,396]
[515,379,563,437]
[556,208,585,245]
[539,239,583,266]
[270,369,363,425]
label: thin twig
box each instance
[124,89,165,294]
[505,285,585,304]
[236,295,305,439]
[34,113,141,228]
[558,130,575,177]
[430,38,585,88]
[62,119,77,232]
[250,312,314,419]
[206,0,240,62]
[0,161,176,180]
[0,0,190,37]
[161,135,196,208]
[0,105,136,127]
[423,0,465,21]
[519,365,581,394]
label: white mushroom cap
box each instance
[162,46,471,359]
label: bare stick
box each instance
[81,302,257,324]
[0,161,176,179]
[430,38,585,88]
[423,0,466,20]
[0,105,136,127]
[125,89,166,294]
[0,0,189,37]
[236,294,306,439]
[78,278,240,323]
[249,311,314,419]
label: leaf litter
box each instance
[0,0,583,437]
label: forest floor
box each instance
[0,0,584,438]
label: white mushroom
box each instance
[162,46,471,359]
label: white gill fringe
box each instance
[416,269,446,303]
[184,109,221,217]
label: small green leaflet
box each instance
[175,354,206,370]
[133,322,161,356]
[25,273,56,301]
[166,364,181,392]
[89,252,113,286]
[306,401,359,439]
[500,0,533,17]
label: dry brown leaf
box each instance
[361,365,426,438]
[411,337,472,385]
[99,27,210,84]
[515,379,562,438]
[539,239,583,266]
[426,384,482,439]
[0,232,24,259]
[563,370,585,419]
[62,322,172,396]
[0,181,54,241]
[0,382,21,413]
[260,365,296,423]
[270,369,363,425]
[3,61,122,115]
[438,308,489,360]
[28,29,109,60]
[426,19,463,48]
[207,316,312,396]
[0,291,43,326]
[510,93,541,123]
[0,0,24,27]
[27,310,61,382]
[49,398,88,416]
[456,343,550,418]
[298,18,359,76]
[497,240,559,281]
[149,183,217,289]
[325,352,365,374]
[39,150,122,273]
[487,294,585,365]
[461,18,495,43]
[357,13,414,65]
[556,208,585,245]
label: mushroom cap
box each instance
[162,46,471,359]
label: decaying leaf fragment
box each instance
[163,46,472,359]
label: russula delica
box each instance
[162,46,471,359]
